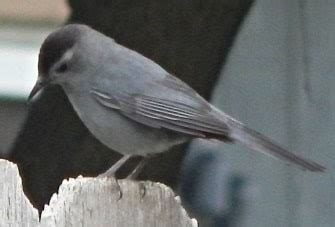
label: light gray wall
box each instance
[211,0,335,226]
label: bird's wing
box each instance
[90,88,232,140]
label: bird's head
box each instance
[29,24,94,100]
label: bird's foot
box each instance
[139,182,146,199]
[115,178,123,200]
[98,173,123,200]
[97,155,132,199]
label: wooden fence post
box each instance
[0,159,197,227]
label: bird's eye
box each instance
[56,63,68,73]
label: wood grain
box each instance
[0,159,196,227]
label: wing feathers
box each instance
[91,89,230,137]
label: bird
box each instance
[28,24,325,177]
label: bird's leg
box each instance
[98,155,132,199]
[99,154,132,178]
[127,157,150,199]
[127,157,148,180]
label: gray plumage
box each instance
[29,24,325,172]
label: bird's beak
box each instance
[28,76,48,101]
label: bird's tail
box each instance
[214,110,325,172]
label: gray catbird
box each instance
[29,24,325,175]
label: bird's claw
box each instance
[139,182,146,199]
[115,178,123,200]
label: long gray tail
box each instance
[215,110,325,172]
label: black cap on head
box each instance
[38,24,83,76]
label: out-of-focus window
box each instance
[0,0,69,100]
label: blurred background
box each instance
[0,0,68,152]
[0,1,334,227]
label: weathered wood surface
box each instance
[0,159,197,227]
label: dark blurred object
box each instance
[8,0,253,213]
[0,101,26,159]
[180,141,247,227]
